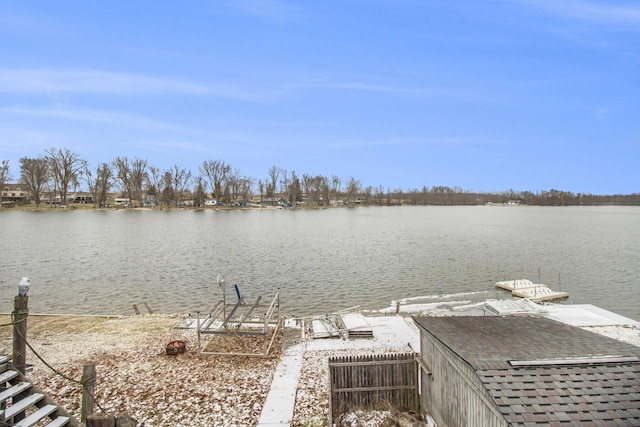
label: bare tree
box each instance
[161,170,175,207]
[258,179,265,205]
[266,165,281,201]
[238,175,254,207]
[0,160,11,209]
[227,168,241,206]
[170,165,192,206]
[200,160,230,202]
[305,174,328,206]
[345,176,361,205]
[279,169,289,198]
[113,156,147,204]
[374,185,385,205]
[45,147,84,205]
[331,175,341,206]
[319,175,330,206]
[192,175,207,208]
[286,170,302,206]
[130,158,148,203]
[148,166,166,209]
[113,156,132,201]
[19,157,49,208]
[302,173,312,205]
[363,185,373,205]
[88,162,114,207]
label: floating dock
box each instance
[511,285,569,302]
[496,279,569,302]
[495,279,537,291]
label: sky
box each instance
[1,1,639,195]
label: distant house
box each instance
[413,315,640,426]
[72,192,94,204]
[1,183,29,206]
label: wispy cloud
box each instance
[516,0,640,26]
[0,105,185,132]
[0,68,442,104]
[0,69,282,102]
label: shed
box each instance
[413,315,640,426]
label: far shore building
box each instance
[1,183,29,207]
[414,315,640,426]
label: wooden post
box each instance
[196,311,201,354]
[143,302,153,314]
[116,412,137,427]
[81,362,97,422]
[12,293,28,375]
[86,414,115,427]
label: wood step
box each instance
[14,404,57,427]
[0,369,19,384]
[0,381,32,402]
[4,392,44,420]
[44,416,70,427]
[0,355,10,365]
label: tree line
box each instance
[1,147,639,208]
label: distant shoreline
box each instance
[3,203,640,212]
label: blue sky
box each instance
[1,0,638,194]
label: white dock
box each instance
[511,285,569,302]
[495,279,536,291]
[496,279,569,302]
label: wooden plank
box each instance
[4,392,44,420]
[0,381,32,402]
[0,368,19,384]
[329,359,416,367]
[14,404,57,427]
[328,353,418,420]
[44,417,70,427]
[333,385,417,393]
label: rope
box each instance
[11,313,106,414]
[0,320,19,328]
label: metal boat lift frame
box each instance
[195,291,281,357]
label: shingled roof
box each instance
[414,315,640,425]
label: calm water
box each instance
[0,206,638,320]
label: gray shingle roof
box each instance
[414,315,640,426]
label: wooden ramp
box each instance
[0,355,79,427]
[310,313,373,340]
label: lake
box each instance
[0,206,638,321]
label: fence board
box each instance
[328,352,418,422]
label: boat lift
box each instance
[188,275,281,357]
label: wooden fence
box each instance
[328,352,419,422]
